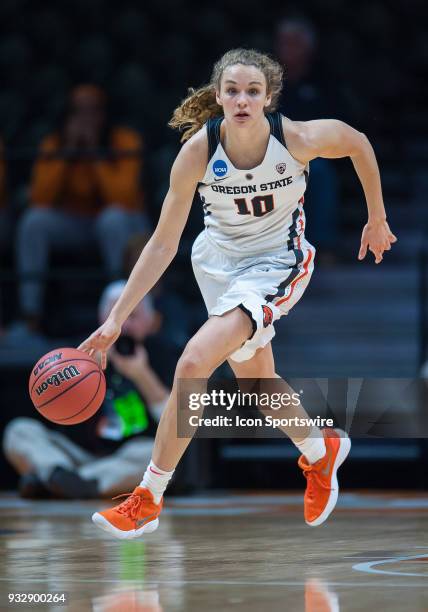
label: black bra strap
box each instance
[206,117,223,160]
[267,112,287,148]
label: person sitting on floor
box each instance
[2,280,179,499]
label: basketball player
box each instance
[79,49,397,538]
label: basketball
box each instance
[28,347,106,425]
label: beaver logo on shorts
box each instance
[276,163,287,174]
[262,305,273,327]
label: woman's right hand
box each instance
[78,318,122,369]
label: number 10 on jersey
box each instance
[234,194,274,217]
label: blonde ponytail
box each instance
[168,85,223,143]
[169,48,284,143]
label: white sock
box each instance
[294,426,326,464]
[140,460,174,504]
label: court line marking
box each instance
[353,553,428,577]
[0,578,426,588]
[344,557,402,559]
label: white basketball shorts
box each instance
[191,229,316,362]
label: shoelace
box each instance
[112,492,147,519]
[300,465,332,498]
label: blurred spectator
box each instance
[12,84,149,340]
[275,18,340,262]
[0,138,9,249]
[0,137,10,334]
[2,280,180,499]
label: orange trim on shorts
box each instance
[296,205,305,251]
[274,248,314,307]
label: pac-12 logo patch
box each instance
[262,305,273,327]
[276,162,287,174]
[213,159,228,178]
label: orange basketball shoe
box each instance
[298,428,351,527]
[92,486,162,539]
[305,578,339,612]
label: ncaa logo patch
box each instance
[276,162,287,174]
[213,159,228,177]
[262,305,273,328]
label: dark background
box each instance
[0,0,427,490]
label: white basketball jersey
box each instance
[198,112,309,256]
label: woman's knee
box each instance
[175,342,212,378]
[228,346,275,380]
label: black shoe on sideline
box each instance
[46,467,99,499]
[19,473,51,499]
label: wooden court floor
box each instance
[0,491,427,611]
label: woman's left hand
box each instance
[358,219,397,264]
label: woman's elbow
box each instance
[349,131,372,158]
[149,233,179,257]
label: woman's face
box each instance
[216,64,271,125]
